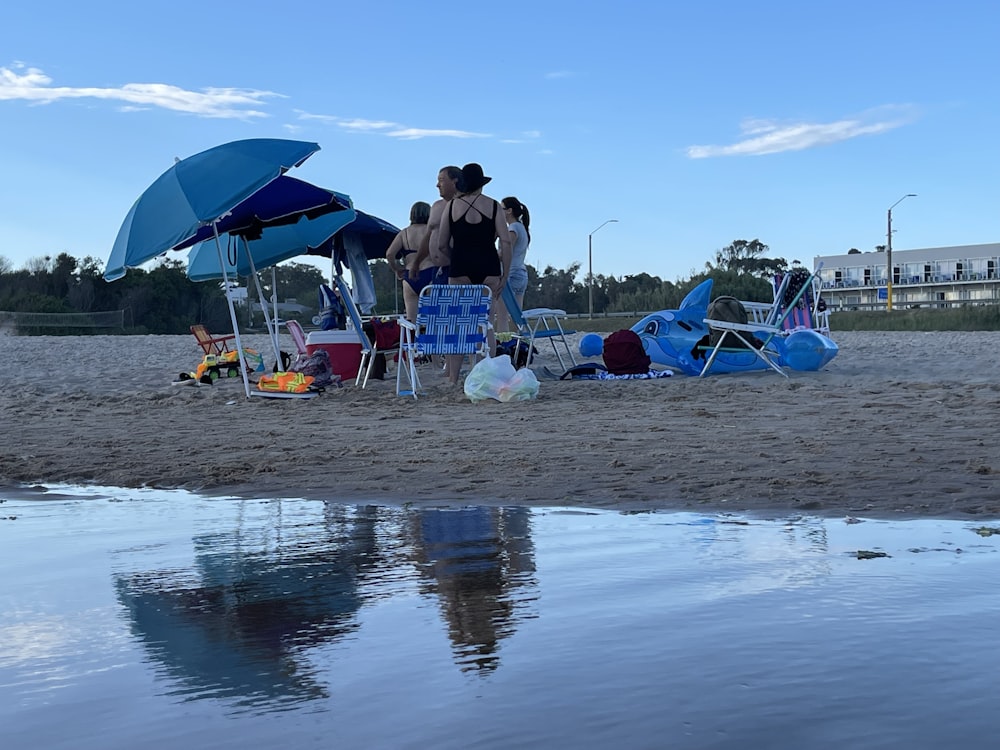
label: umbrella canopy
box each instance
[172,176,351,250]
[105,138,320,281]
[185,207,359,281]
[306,209,400,264]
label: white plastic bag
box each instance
[463,355,538,402]
[497,367,539,402]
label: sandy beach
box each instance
[1,329,999,519]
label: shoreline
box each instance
[3,331,1000,520]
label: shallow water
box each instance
[2,487,999,749]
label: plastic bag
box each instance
[464,355,539,402]
[497,367,540,402]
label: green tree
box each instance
[710,239,787,278]
[531,262,586,313]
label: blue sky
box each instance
[1,1,997,283]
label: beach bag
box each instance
[495,338,537,369]
[318,283,346,331]
[707,296,752,349]
[290,348,339,388]
[602,330,651,375]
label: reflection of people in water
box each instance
[409,506,537,673]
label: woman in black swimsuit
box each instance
[435,163,512,381]
[437,163,511,289]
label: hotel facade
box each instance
[813,242,1000,310]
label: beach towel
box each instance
[556,362,672,380]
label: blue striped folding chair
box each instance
[396,284,493,398]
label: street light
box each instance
[588,219,618,318]
[886,194,916,312]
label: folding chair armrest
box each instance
[703,319,781,336]
[522,307,568,318]
[398,318,417,332]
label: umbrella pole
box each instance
[241,238,282,369]
[271,266,278,338]
[213,226,252,399]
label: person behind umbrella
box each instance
[436,162,512,383]
[384,201,433,322]
[495,196,531,332]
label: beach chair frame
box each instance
[699,264,824,378]
[501,283,577,373]
[190,323,235,356]
[396,284,492,398]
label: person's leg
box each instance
[483,275,503,357]
[402,279,418,323]
[494,295,511,333]
[507,267,529,325]
[445,276,472,383]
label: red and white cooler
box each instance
[305,329,364,382]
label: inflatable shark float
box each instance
[630,279,838,376]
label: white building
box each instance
[813,242,1000,310]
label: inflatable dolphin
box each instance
[630,279,838,375]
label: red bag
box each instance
[602,330,651,375]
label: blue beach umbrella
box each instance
[105,138,321,282]
[306,209,401,264]
[172,176,351,251]
[185,206,359,281]
[304,210,401,315]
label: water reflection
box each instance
[6,489,1000,748]
[114,503,537,706]
[409,507,537,673]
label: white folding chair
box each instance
[501,283,577,373]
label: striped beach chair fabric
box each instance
[396,284,492,397]
[771,269,830,334]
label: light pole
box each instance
[588,219,618,318]
[886,194,916,312]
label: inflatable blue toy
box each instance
[631,279,838,375]
[579,333,604,358]
[781,329,839,371]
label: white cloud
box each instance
[0,63,279,119]
[686,107,916,158]
[337,118,399,132]
[545,71,574,80]
[296,111,489,140]
[385,127,489,140]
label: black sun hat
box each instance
[460,163,492,192]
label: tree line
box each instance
[0,239,792,334]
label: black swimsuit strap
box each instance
[454,196,498,223]
[454,195,486,220]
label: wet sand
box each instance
[2,329,999,519]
